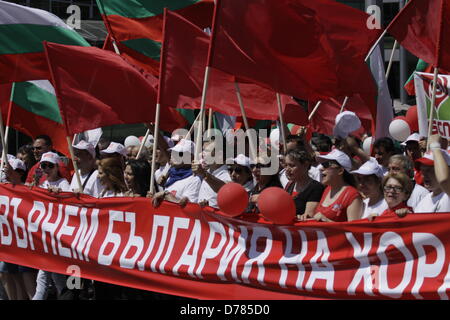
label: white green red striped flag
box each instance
[0,80,69,156]
[0,1,90,83]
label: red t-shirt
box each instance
[315,186,360,222]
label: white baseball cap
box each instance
[8,158,26,171]
[73,140,96,158]
[233,154,252,168]
[401,133,421,146]
[170,139,195,153]
[333,111,361,139]
[124,135,140,148]
[40,151,60,165]
[100,142,127,156]
[317,149,352,172]
[416,150,450,167]
[351,159,384,178]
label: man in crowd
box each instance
[70,140,104,197]
[192,138,232,208]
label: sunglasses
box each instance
[321,161,340,169]
[383,185,404,193]
[40,162,55,170]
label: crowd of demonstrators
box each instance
[3,121,450,300]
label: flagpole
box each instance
[234,82,258,160]
[276,93,287,152]
[194,66,212,161]
[136,129,150,159]
[385,40,398,79]
[365,29,387,62]
[0,84,14,171]
[149,104,161,195]
[339,96,349,113]
[426,67,440,151]
[186,112,202,141]
[207,108,213,139]
[66,136,83,192]
[308,101,322,121]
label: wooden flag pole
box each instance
[308,101,322,121]
[234,82,258,160]
[385,40,398,79]
[149,104,161,195]
[194,66,212,161]
[136,129,150,159]
[365,29,387,63]
[0,84,14,171]
[207,108,213,139]
[66,136,83,192]
[276,93,287,152]
[185,112,202,141]
[339,96,349,114]
[426,67,440,151]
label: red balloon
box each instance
[217,183,249,217]
[405,105,419,132]
[257,187,296,224]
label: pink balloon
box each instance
[257,187,296,224]
[405,105,419,132]
[217,183,249,217]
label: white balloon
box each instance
[389,119,411,142]
[362,136,373,155]
[124,135,140,148]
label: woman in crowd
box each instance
[351,159,387,219]
[124,159,151,197]
[229,154,254,192]
[33,152,71,300]
[0,158,37,300]
[97,157,128,198]
[284,150,324,220]
[246,156,283,213]
[37,152,70,191]
[313,149,363,222]
[378,173,414,218]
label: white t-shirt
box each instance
[279,166,322,188]
[407,183,429,208]
[40,178,70,192]
[362,197,388,219]
[70,170,104,197]
[414,192,450,213]
[166,174,202,203]
[198,165,232,208]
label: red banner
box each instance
[0,184,450,300]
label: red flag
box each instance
[208,0,381,101]
[159,10,308,125]
[387,0,450,71]
[44,42,186,136]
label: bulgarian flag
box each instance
[0,81,69,156]
[96,0,214,76]
[0,1,90,84]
